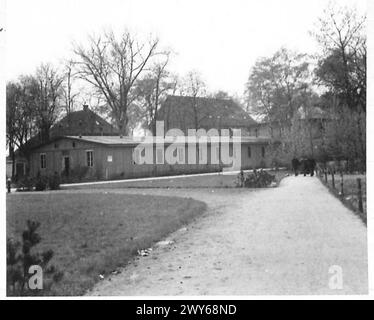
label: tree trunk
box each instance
[119,116,129,137]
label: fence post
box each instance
[331,170,335,189]
[357,178,363,213]
[340,171,344,197]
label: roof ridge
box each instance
[166,94,234,102]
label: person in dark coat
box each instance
[299,158,316,176]
[299,158,309,176]
[291,158,300,176]
[307,158,316,177]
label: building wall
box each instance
[6,158,27,179]
[240,144,271,169]
[249,123,284,139]
[29,138,271,182]
[29,138,107,180]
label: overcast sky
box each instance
[1,0,366,96]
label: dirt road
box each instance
[87,176,367,295]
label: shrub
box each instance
[7,220,63,296]
[237,169,275,188]
[69,165,89,182]
[34,175,48,191]
[15,177,34,191]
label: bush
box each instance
[69,165,89,182]
[15,177,34,191]
[237,169,275,188]
[34,175,48,191]
[7,220,63,296]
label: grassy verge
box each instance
[6,192,206,295]
[65,170,289,189]
[318,173,366,224]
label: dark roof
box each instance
[156,95,257,131]
[18,106,118,155]
[29,135,272,150]
[51,107,117,136]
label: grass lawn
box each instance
[7,192,206,296]
[321,173,366,222]
[66,170,289,189]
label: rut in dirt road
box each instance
[87,176,367,295]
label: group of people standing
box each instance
[291,158,316,177]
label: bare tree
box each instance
[7,81,24,178]
[34,63,64,142]
[312,3,366,111]
[61,60,79,115]
[180,70,207,129]
[73,29,160,136]
[245,48,311,139]
[312,3,366,162]
[168,73,181,96]
[135,53,173,134]
[6,78,38,177]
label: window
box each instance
[255,129,259,137]
[72,142,76,148]
[86,150,94,167]
[40,153,46,169]
[248,146,252,158]
[261,146,265,158]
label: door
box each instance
[16,162,25,178]
[63,156,70,176]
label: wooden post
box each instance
[324,170,327,183]
[357,178,363,213]
[331,170,335,189]
[340,172,344,197]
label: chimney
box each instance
[83,104,89,111]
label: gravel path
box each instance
[87,176,368,295]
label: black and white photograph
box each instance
[1,0,372,302]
